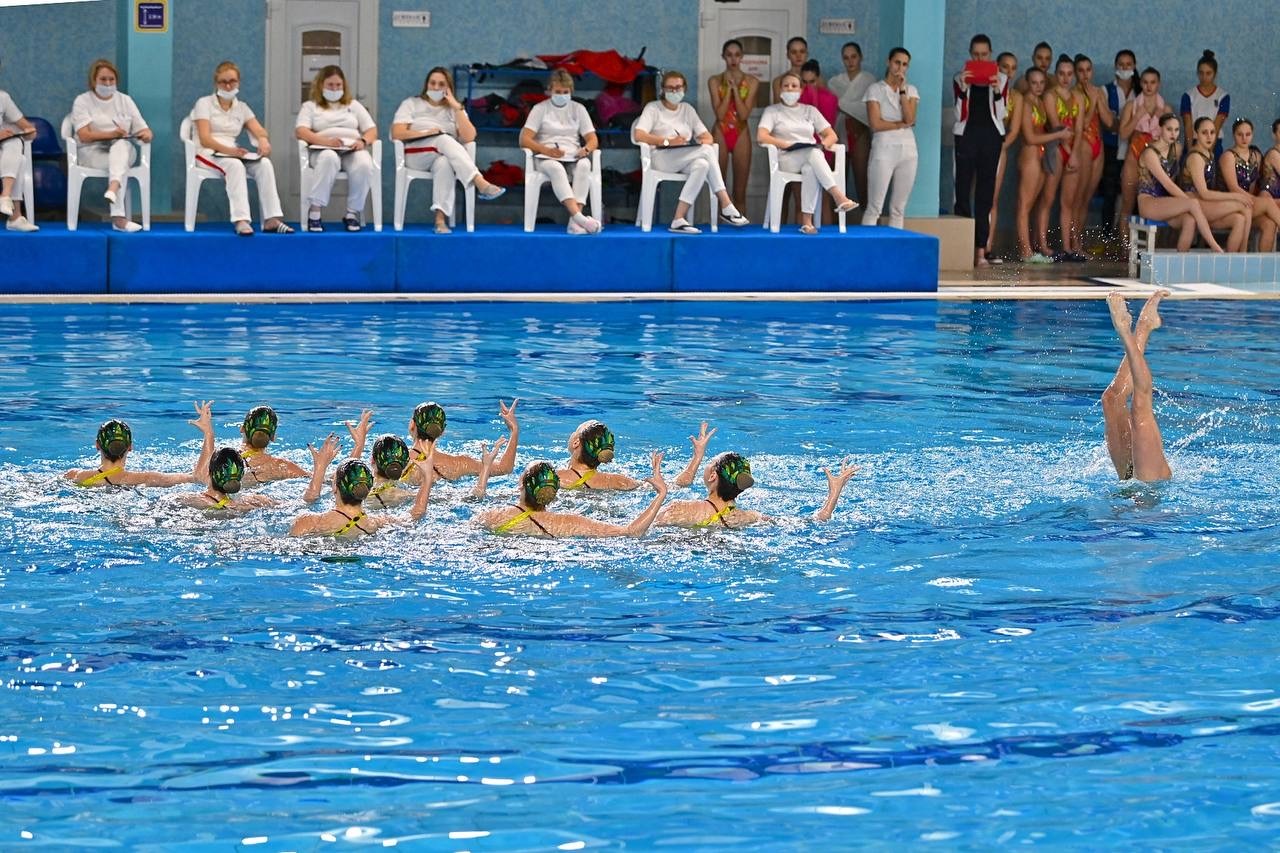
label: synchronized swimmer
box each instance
[65,303,1177,539]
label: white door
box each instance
[265,0,379,220]
[697,0,806,220]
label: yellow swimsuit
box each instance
[334,510,369,536]
[565,467,597,490]
[76,466,123,487]
[695,500,735,528]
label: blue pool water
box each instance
[3,298,1280,848]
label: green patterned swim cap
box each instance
[522,461,560,509]
[336,459,374,504]
[412,402,446,441]
[209,447,245,494]
[96,419,132,461]
[372,434,410,480]
[578,420,616,465]
[711,452,754,500]
[242,406,278,449]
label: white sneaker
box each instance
[0,197,12,216]
[566,219,587,235]
[104,189,117,205]
[668,218,701,234]
[578,215,602,234]
[112,220,142,233]
[6,215,38,232]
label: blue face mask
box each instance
[550,93,571,108]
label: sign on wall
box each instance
[134,0,167,33]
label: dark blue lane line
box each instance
[1,720,1277,798]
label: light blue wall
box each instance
[0,1,116,130]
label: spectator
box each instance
[1180,50,1229,157]
[1219,118,1280,251]
[861,48,919,230]
[772,37,811,103]
[0,60,38,232]
[1016,68,1072,262]
[1118,67,1168,236]
[70,59,154,232]
[829,41,876,205]
[953,34,1008,267]
[520,69,601,234]
[294,65,377,232]
[1015,41,1053,94]
[1101,50,1138,238]
[1069,54,1112,256]
[989,51,1019,261]
[708,39,760,216]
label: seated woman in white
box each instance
[294,64,377,232]
[391,65,506,234]
[520,69,601,234]
[70,58,155,232]
[757,71,858,234]
[0,69,38,232]
[633,70,749,233]
[192,61,292,235]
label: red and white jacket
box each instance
[952,70,1008,136]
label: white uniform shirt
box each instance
[523,100,594,153]
[0,91,24,133]
[70,90,148,138]
[830,69,876,125]
[191,94,257,147]
[864,81,919,146]
[296,99,375,144]
[758,103,830,146]
[392,97,459,138]
[634,100,708,140]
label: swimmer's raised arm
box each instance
[301,434,339,503]
[673,422,716,487]
[471,436,507,500]
[814,457,859,521]
[190,400,216,484]
[493,399,520,475]
[346,409,373,460]
[544,452,668,538]
[407,447,437,522]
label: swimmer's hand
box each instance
[645,451,668,495]
[815,456,859,521]
[309,434,340,469]
[673,422,716,487]
[471,436,506,500]
[412,442,437,486]
[188,400,214,435]
[346,409,373,458]
[499,398,519,432]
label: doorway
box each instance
[265,0,379,220]
[697,0,807,220]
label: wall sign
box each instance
[135,0,168,33]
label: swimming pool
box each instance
[3,298,1279,848]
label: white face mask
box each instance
[663,90,685,105]
[322,88,344,103]
[217,88,239,101]
[425,89,446,103]
[1115,68,1135,81]
[95,84,116,99]
[550,92,571,108]
[780,91,801,106]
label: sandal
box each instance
[307,217,324,233]
[235,222,254,237]
[799,224,819,235]
[264,220,295,234]
[435,222,452,235]
[478,184,506,201]
[835,199,859,214]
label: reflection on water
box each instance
[2,300,1280,847]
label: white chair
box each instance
[632,126,718,233]
[523,148,602,233]
[760,143,847,234]
[392,137,476,232]
[296,138,383,232]
[62,115,151,231]
[180,114,265,232]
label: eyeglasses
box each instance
[216,78,239,86]
[663,87,685,93]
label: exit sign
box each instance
[392,11,431,27]
[819,18,856,35]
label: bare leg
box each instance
[1037,166,1064,256]
[987,147,1008,255]
[1139,196,1224,252]
[1101,350,1135,479]
[1174,213,1196,252]
[730,135,751,213]
[1107,290,1173,482]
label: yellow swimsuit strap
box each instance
[495,508,533,534]
[565,467,596,490]
[334,510,367,536]
[77,466,123,487]
[696,502,735,528]
[207,495,230,510]
[372,480,399,496]
[241,448,261,459]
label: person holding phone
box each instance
[391,66,506,234]
[952,34,1007,267]
[70,59,154,232]
[294,64,378,232]
[861,48,918,229]
[192,61,292,236]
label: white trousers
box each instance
[537,157,591,204]
[778,147,838,214]
[204,155,284,223]
[405,135,480,214]
[78,139,137,216]
[0,138,25,197]
[651,144,727,205]
[862,140,918,228]
[306,148,374,211]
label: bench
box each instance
[1128,215,1167,277]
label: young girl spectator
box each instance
[1181,50,1229,157]
[1015,68,1071,262]
[829,41,876,205]
[1135,114,1223,253]
[1179,116,1251,251]
[861,48,918,229]
[1218,118,1280,251]
[708,40,760,216]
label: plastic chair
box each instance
[296,138,383,232]
[180,114,265,232]
[632,126,717,233]
[61,115,151,231]
[1128,215,1165,278]
[392,137,476,232]
[6,134,35,225]
[760,143,847,234]
[522,148,602,233]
